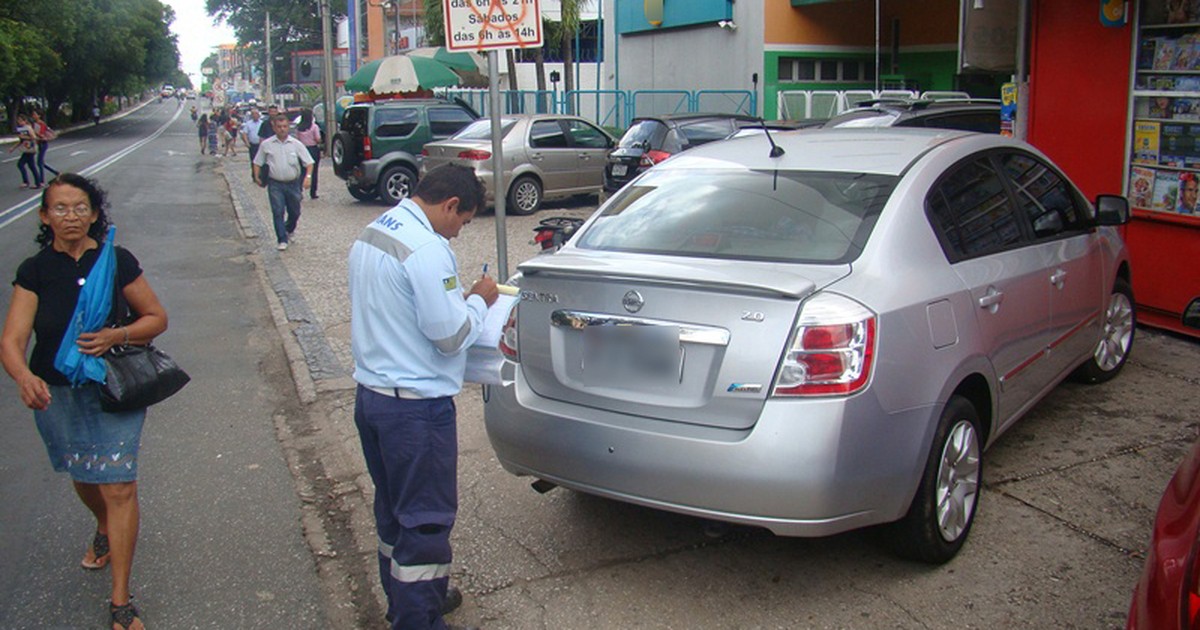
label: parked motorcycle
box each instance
[531,216,585,253]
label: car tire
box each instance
[507,176,543,216]
[347,185,377,201]
[378,164,417,205]
[1071,277,1136,384]
[888,395,982,564]
[331,131,353,178]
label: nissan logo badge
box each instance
[622,290,644,313]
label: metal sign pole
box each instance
[488,50,509,281]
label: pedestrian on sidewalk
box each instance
[295,108,322,199]
[241,108,264,176]
[31,110,60,184]
[0,173,169,630]
[253,113,313,251]
[196,113,209,154]
[347,164,498,630]
[9,114,43,189]
[206,109,219,156]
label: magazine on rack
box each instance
[1129,166,1156,209]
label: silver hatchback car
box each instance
[483,128,1134,563]
[421,114,615,215]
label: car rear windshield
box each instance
[452,118,518,140]
[575,168,898,263]
[618,120,668,149]
[824,110,902,128]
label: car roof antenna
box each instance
[752,119,785,158]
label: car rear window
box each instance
[824,110,902,128]
[618,120,668,149]
[677,119,737,146]
[576,168,898,263]
[454,118,518,140]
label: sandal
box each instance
[109,598,143,630]
[81,531,110,570]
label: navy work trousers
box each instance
[354,386,458,630]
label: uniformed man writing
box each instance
[348,163,498,630]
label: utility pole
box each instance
[320,0,337,154]
[265,10,274,105]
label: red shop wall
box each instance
[1027,0,1131,199]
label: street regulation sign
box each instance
[444,0,543,52]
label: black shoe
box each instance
[384,586,464,624]
[442,585,463,615]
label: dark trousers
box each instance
[306,145,321,198]
[16,152,41,186]
[266,178,302,244]
[354,386,457,630]
[36,141,58,183]
[248,143,260,177]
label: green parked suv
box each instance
[331,98,478,203]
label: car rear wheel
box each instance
[378,165,417,205]
[1071,277,1135,384]
[331,131,353,178]
[889,395,981,564]
[508,176,542,216]
[347,185,377,201]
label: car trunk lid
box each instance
[513,250,847,430]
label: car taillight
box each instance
[458,149,492,161]
[498,301,519,362]
[421,149,429,156]
[363,136,373,160]
[640,149,672,167]
[772,293,876,397]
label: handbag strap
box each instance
[106,267,133,329]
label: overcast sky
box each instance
[164,0,236,87]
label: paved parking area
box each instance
[220,152,1200,629]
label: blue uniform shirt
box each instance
[349,198,488,398]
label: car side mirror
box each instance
[1095,194,1130,226]
[1185,298,1200,329]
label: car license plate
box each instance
[583,324,680,385]
[611,164,627,177]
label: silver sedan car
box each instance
[421,114,615,215]
[483,128,1135,563]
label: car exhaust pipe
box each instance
[531,479,558,494]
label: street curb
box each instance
[1,96,159,146]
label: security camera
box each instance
[718,20,738,30]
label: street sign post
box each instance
[444,0,543,282]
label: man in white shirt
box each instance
[240,108,264,176]
[252,114,314,250]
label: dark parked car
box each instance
[331,98,479,204]
[1127,299,1200,629]
[822,98,1002,133]
[603,113,764,194]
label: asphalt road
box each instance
[0,99,328,628]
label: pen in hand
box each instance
[482,263,489,277]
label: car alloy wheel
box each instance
[935,419,980,542]
[379,165,417,205]
[508,176,542,216]
[1095,284,1134,372]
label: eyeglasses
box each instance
[49,203,93,218]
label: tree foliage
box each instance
[206,0,344,91]
[0,0,185,125]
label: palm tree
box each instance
[560,0,592,113]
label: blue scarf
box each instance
[53,225,116,386]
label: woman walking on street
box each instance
[296,109,322,199]
[31,111,60,184]
[9,114,43,189]
[1,173,168,630]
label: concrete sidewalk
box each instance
[218,150,594,628]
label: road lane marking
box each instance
[0,106,184,230]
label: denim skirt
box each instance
[34,384,146,484]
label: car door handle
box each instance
[978,288,1004,311]
[579,153,590,159]
[531,154,544,161]
[1050,269,1067,288]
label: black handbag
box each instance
[98,274,190,412]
